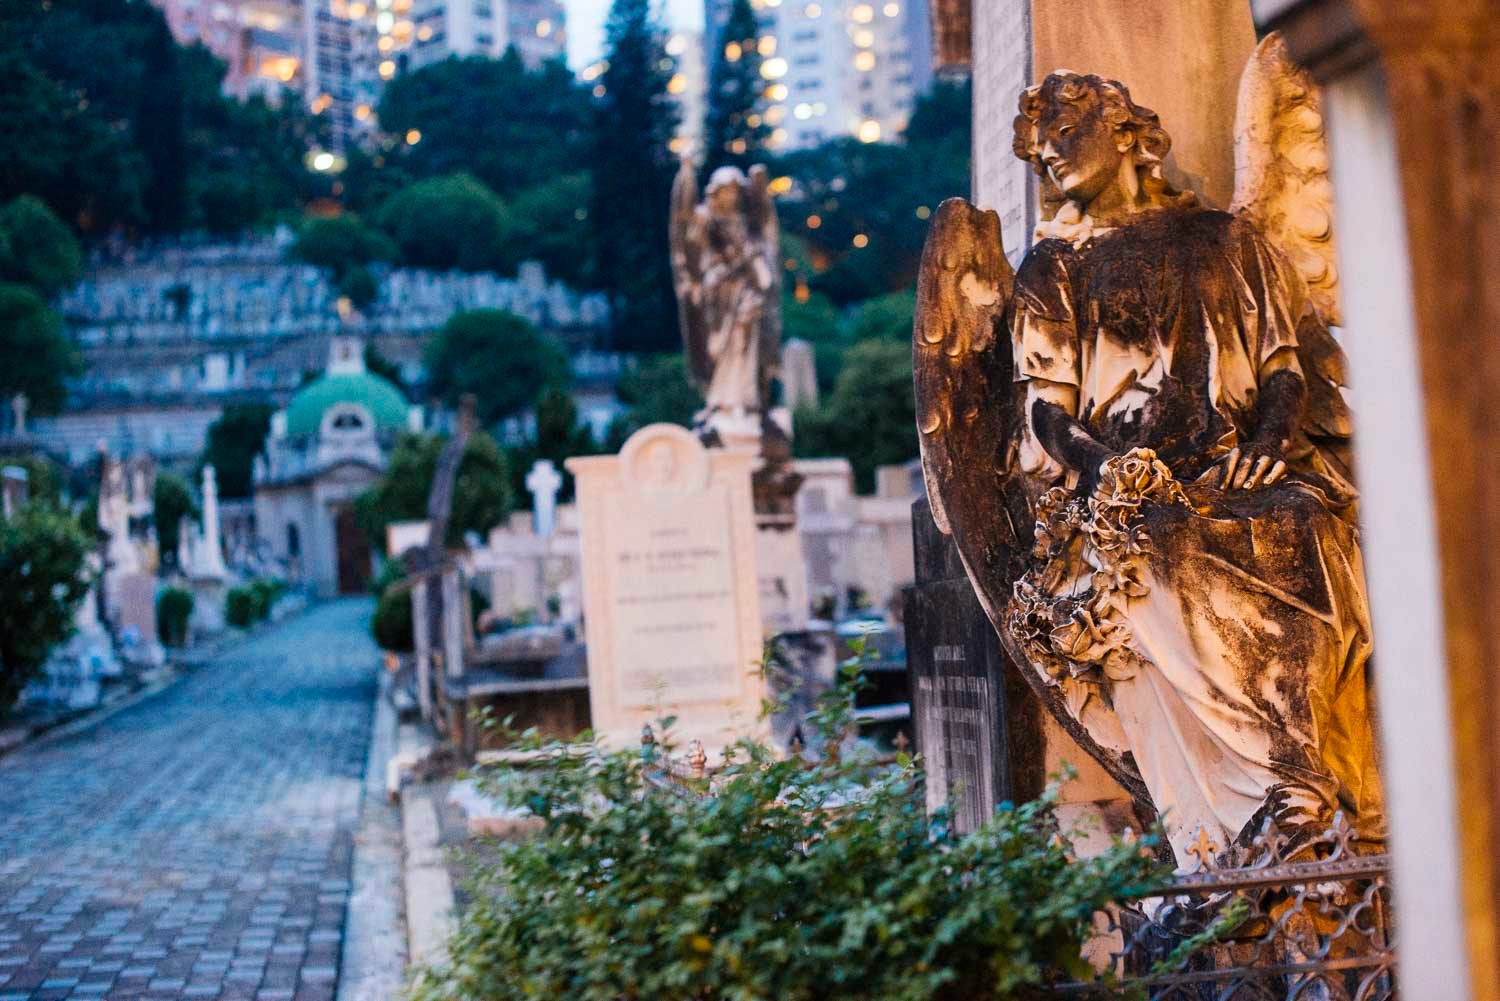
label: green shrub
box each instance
[372,585,414,652]
[249,577,284,619]
[0,504,92,713]
[224,585,256,629]
[156,587,194,647]
[409,662,1162,1001]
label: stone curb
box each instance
[394,722,454,977]
[337,670,409,1001]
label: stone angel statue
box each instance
[670,160,783,440]
[913,34,1383,864]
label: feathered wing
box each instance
[747,165,783,399]
[669,159,714,390]
[913,199,1151,802]
[1231,31,1352,473]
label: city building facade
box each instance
[703,0,933,151]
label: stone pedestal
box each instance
[117,572,165,667]
[190,575,227,638]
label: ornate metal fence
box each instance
[1049,814,1396,1000]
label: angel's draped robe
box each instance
[1009,206,1385,861]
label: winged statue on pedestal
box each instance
[913,34,1383,864]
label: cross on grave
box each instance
[526,459,563,538]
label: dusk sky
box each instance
[564,0,705,68]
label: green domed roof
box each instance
[285,372,409,437]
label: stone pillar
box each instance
[411,579,433,722]
[197,466,227,578]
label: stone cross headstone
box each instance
[525,459,563,539]
[902,498,1044,833]
[780,339,819,412]
[567,424,764,750]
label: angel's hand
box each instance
[1217,443,1287,490]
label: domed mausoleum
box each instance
[253,336,420,595]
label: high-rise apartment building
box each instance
[703,0,933,152]
[407,0,564,70]
[666,29,708,159]
[154,0,305,102]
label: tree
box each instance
[136,14,189,233]
[0,197,82,298]
[702,0,769,176]
[604,353,703,449]
[589,0,681,353]
[425,310,569,426]
[0,505,92,714]
[506,386,598,507]
[503,173,595,287]
[0,284,81,416]
[364,343,406,394]
[153,472,196,568]
[377,51,594,201]
[794,339,916,493]
[291,214,395,307]
[781,290,842,392]
[201,404,276,500]
[845,289,917,343]
[355,431,514,551]
[377,174,511,273]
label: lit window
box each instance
[730,138,747,154]
[405,128,421,144]
[853,28,874,47]
[378,35,394,51]
[804,2,821,15]
[757,35,776,56]
[667,73,687,94]
[592,83,606,98]
[668,136,688,154]
[376,10,393,31]
[347,1,366,16]
[746,113,762,128]
[806,214,821,229]
[417,23,432,40]
[853,50,876,71]
[794,102,812,119]
[851,3,874,22]
[354,103,371,120]
[760,57,788,79]
[915,204,930,219]
[724,40,742,62]
[770,127,787,145]
[666,33,687,55]
[765,104,785,124]
[857,118,881,142]
[765,83,788,101]
[378,59,396,78]
[852,233,869,248]
[536,18,552,36]
[768,175,793,194]
[883,1,899,14]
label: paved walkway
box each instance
[0,600,380,1001]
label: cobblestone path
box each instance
[0,600,379,1001]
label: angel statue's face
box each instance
[1037,97,1129,206]
[708,181,743,217]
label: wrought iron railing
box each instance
[1048,813,1396,1000]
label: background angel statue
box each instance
[914,35,1383,865]
[669,161,782,440]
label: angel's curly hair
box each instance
[1013,72,1186,204]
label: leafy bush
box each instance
[156,586,194,647]
[409,664,1162,1001]
[225,585,257,629]
[0,505,92,713]
[372,586,414,652]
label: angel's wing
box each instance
[1231,32,1353,477]
[914,199,1152,804]
[747,165,783,392]
[669,159,714,390]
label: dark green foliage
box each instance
[156,586,194,647]
[224,577,283,629]
[152,472,196,568]
[702,0,768,176]
[795,339,916,493]
[2,455,63,510]
[503,173,595,288]
[408,661,1161,1000]
[364,343,406,393]
[354,431,513,552]
[377,175,511,273]
[377,52,593,202]
[201,404,276,500]
[604,353,703,449]
[781,290,843,392]
[589,0,681,352]
[773,80,972,305]
[0,0,320,234]
[291,215,396,281]
[338,265,380,309]
[0,505,92,713]
[425,310,569,426]
[0,283,82,416]
[505,386,598,508]
[372,587,414,652]
[0,196,83,298]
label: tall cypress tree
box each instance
[588,0,681,354]
[702,0,768,176]
[136,14,189,232]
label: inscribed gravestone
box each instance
[567,424,764,749]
